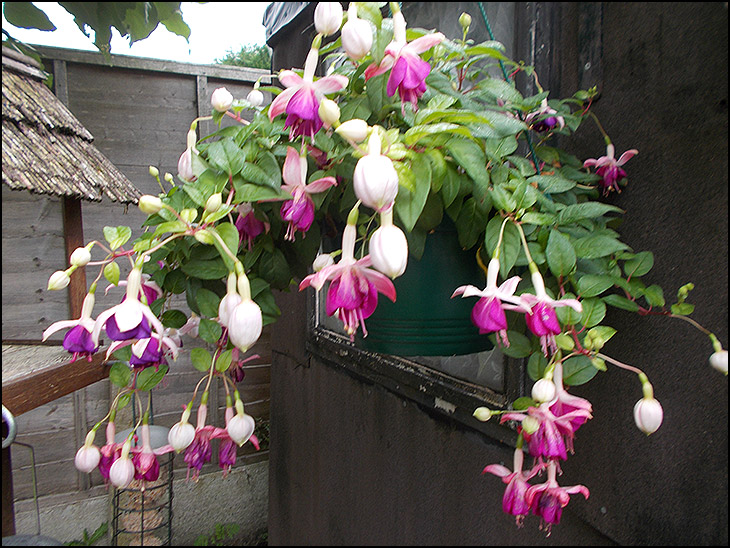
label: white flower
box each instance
[247,89,264,107]
[633,396,663,435]
[709,350,728,375]
[353,128,399,212]
[341,5,373,61]
[226,412,256,446]
[211,87,233,112]
[109,441,135,488]
[314,2,343,36]
[138,195,163,214]
[74,432,101,474]
[531,378,557,404]
[228,299,263,353]
[335,118,369,142]
[168,409,196,453]
[369,222,408,279]
[47,270,70,291]
[70,246,91,267]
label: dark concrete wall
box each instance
[268,3,728,545]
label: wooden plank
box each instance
[2,346,110,417]
[62,196,86,318]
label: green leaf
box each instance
[161,309,188,329]
[643,285,666,307]
[476,78,524,104]
[240,162,279,190]
[394,155,431,232]
[215,349,233,373]
[213,222,240,270]
[580,297,606,328]
[573,235,631,259]
[557,202,623,225]
[196,288,221,318]
[190,347,212,372]
[528,175,576,194]
[483,136,518,161]
[136,364,168,391]
[454,198,487,250]
[623,251,654,278]
[103,262,120,286]
[205,138,245,176]
[576,275,616,298]
[584,325,617,351]
[562,355,598,386]
[527,351,549,381]
[555,292,583,325]
[671,302,695,315]
[109,362,131,388]
[484,216,520,279]
[403,122,472,146]
[546,229,576,277]
[495,330,533,358]
[3,2,57,30]
[445,139,490,201]
[512,396,537,410]
[103,226,132,250]
[521,212,557,226]
[199,318,223,344]
[181,258,229,280]
[603,294,640,312]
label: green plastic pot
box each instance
[357,219,493,357]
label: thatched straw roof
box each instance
[2,46,141,203]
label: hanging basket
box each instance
[357,219,493,357]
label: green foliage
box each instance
[216,44,271,70]
[64,522,108,546]
[3,2,191,57]
[194,522,241,546]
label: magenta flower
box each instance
[183,403,228,482]
[525,461,589,533]
[364,7,444,113]
[453,258,532,346]
[549,362,593,431]
[520,266,582,356]
[98,422,121,482]
[525,98,565,133]
[583,143,638,196]
[268,44,348,140]
[483,448,543,527]
[502,403,592,462]
[299,222,396,339]
[131,423,173,482]
[42,292,99,362]
[279,147,337,241]
[235,203,268,250]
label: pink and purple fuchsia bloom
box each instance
[583,143,638,196]
[452,257,532,347]
[268,42,348,140]
[525,460,589,534]
[483,447,543,527]
[279,147,337,241]
[364,7,444,114]
[299,222,396,339]
[42,292,99,362]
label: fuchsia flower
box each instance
[93,268,165,346]
[550,362,593,431]
[235,203,269,250]
[99,422,120,482]
[279,147,337,241]
[364,6,444,113]
[524,460,589,533]
[452,258,532,347]
[583,143,638,196]
[520,265,582,356]
[268,41,348,140]
[131,423,174,482]
[42,292,99,362]
[483,447,543,527]
[299,222,396,339]
[183,403,228,482]
[525,98,565,133]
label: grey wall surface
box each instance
[267,2,728,546]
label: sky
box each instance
[2,2,271,65]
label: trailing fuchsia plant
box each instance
[42,1,725,527]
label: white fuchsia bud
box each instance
[178,148,195,182]
[473,407,493,422]
[313,253,335,272]
[226,412,256,446]
[168,412,196,453]
[164,172,174,183]
[138,195,164,214]
[70,246,91,267]
[148,165,159,178]
[341,5,372,61]
[709,350,728,375]
[74,430,101,473]
[204,192,223,213]
[354,129,399,212]
[228,299,263,353]
[314,2,343,36]
[247,89,264,107]
[319,97,340,129]
[109,440,135,488]
[211,87,233,112]
[633,396,663,435]
[459,12,472,30]
[531,378,557,404]
[522,416,540,435]
[48,270,70,291]
[335,118,369,142]
[369,223,408,279]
